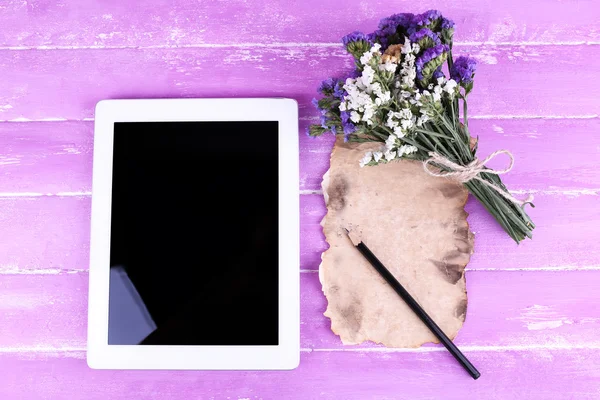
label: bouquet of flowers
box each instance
[309,10,535,243]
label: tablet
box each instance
[87,98,299,370]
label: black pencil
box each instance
[344,228,481,380]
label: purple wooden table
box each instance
[1,1,599,399]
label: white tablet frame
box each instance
[88,98,299,370]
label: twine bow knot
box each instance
[423,150,534,208]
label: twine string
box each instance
[423,150,534,208]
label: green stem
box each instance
[463,94,469,129]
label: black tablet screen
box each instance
[108,121,279,345]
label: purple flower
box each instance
[340,111,356,140]
[317,78,337,95]
[343,122,356,135]
[311,97,320,110]
[371,13,415,49]
[414,11,455,46]
[414,10,442,28]
[366,32,378,43]
[342,31,371,47]
[415,44,449,80]
[349,69,361,79]
[433,66,445,79]
[440,17,455,45]
[377,13,415,37]
[343,124,356,141]
[441,17,455,30]
[450,56,477,84]
[341,111,351,124]
[320,115,328,129]
[409,28,441,48]
[333,85,345,100]
[342,31,374,58]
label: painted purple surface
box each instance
[1,118,599,194]
[0,0,598,46]
[2,271,600,351]
[0,45,598,121]
[1,193,598,274]
[0,2,599,399]
[2,350,600,400]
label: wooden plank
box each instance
[0,197,90,272]
[0,193,598,273]
[0,46,597,121]
[1,118,598,194]
[0,0,597,47]
[300,117,600,192]
[0,350,599,399]
[0,274,88,349]
[0,122,92,194]
[301,193,600,271]
[2,271,600,350]
[301,270,600,349]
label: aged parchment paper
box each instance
[319,138,474,347]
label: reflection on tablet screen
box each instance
[108,121,279,346]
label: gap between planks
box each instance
[3,343,600,356]
[300,266,600,273]
[0,189,598,198]
[2,266,600,276]
[300,115,599,121]
[0,115,598,123]
[0,41,598,52]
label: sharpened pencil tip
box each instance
[343,227,361,246]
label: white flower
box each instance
[385,134,397,150]
[339,102,347,111]
[393,126,405,137]
[371,43,382,53]
[384,150,396,161]
[417,114,430,126]
[373,151,383,162]
[361,66,376,87]
[360,51,374,66]
[397,144,418,157]
[379,61,398,73]
[444,79,458,94]
[350,111,361,123]
[374,90,391,106]
[401,118,414,130]
[437,77,446,86]
[399,108,412,119]
[370,82,382,95]
[401,38,418,55]
[359,151,373,167]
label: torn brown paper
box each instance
[319,138,474,347]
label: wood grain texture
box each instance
[300,118,600,192]
[0,0,598,47]
[1,193,598,274]
[0,350,599,400]
[0,197,90,273]
[1,118,598,194]
[2,271,600,351]
[0,45,598,121]
[303,193,600,271]
[0,122,92,194]
[0,1,598,397]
